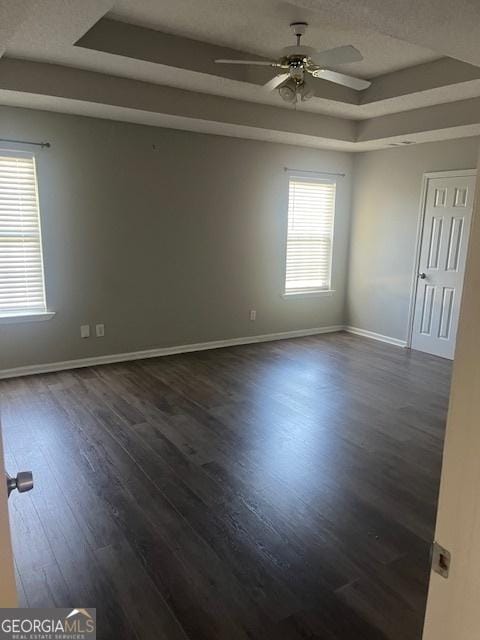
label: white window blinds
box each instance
[285,176,336,294]
[0,152,47,315]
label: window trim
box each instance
[282,289,336,300]
[0,311,55,324]
[0,148,51,320]
[282,170,337,297]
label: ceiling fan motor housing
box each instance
[288,60,305,81]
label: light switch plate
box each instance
[80,325,90,338]
[95,323,105,337]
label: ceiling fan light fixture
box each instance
[278,78,297,103]
[277,77,314,104]
[299,79,314,102]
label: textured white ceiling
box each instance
[109,0,440,78]
[6,0,114,54]
[290,0,480,67]
[2,0,480,151]
[0,0,30,56]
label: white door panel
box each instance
[411,174,475,359]
[422,154,480,640]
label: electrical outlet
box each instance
[95,323,105,337]
[249,309,256,321]
[80,325,90,339]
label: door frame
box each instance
[405,168,477,349]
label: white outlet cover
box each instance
[80,325,90,338]
[95,323,105,337]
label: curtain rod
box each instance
[0,137,50,149]
[284,167,345,177]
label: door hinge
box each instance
[431,541,451,578]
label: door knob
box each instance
[418,272,427,279]
[6,471,34,498]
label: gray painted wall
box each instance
[0,107,353,370]
[347,137,480,341]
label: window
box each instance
[284,175,336,295]
[0,151,47,317]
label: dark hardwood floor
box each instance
[0,332,451,640]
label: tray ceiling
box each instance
[1,0,480,151]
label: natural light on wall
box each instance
[0,152,47,316]
[285,176,336,294]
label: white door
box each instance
[411,172,476,359]
[0,424,17,606]
[422,152,480,640]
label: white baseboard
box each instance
[0,325,344,380]
[345,326,407,348]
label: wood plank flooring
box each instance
[0,332,451,640]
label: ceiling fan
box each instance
[215,22,371,103]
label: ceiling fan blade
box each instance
[264,73,290,91]
[215,59,278,66]
[311,69,371,90]
[311,45,363,67]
